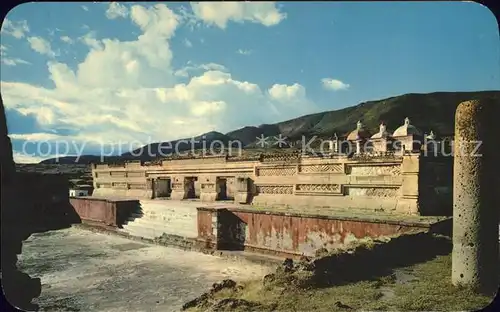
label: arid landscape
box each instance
[2,2,499,312]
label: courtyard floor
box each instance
[16,227,271,312]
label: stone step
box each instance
[128,216,195,230]
[137,207,197,214]
[122,217,197,237]
[127,211,195,222]
[122,222,196,240]
[137,207,197,217]
[132,214,196,224]
[132,211,196,221]
[139,201,202,209]
[121,224,161,240]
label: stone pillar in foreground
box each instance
[452,99,499,293]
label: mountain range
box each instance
[40,90,500,164]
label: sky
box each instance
[1,2,499,163]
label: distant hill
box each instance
[40,90,499,164]
[230,91,500,145]
[120,131,236,161]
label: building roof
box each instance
[392,117,423,137]
[346,121,371,141]
[371,123,392,139]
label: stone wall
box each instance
[70,197,138,227]
[197,207,449,258]
[91,152,452,216]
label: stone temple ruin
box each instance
[2,100,498,309]
[69,117,453,258]
[91,118,451,214]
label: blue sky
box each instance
[1,2,499,162]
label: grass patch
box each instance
[184,252,495,311]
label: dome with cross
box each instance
[371,122,392,139]
[392,117,422,137]
[347,120,371,141]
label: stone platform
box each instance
[69,197,451,258]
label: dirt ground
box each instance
[15,227,271,312]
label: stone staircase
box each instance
[118,200,199,241]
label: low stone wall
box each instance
[70,197,138,227]
[197,206,450,258]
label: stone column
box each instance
[397,153,420,215]
[200,176,217,202]
[452,99,499,293]
[235,176,250,204]
[170,176,187,200]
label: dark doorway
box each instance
[154,178,171,198]
[186,177,197,199]
[217,210,246,250]
[217,178,228,200]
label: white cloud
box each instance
[10,132,67,142]
[190,2,286,29]
[174,62,228,78]
[81,5,89,12]
[184,38,193,47]
[27,36,56,58]
[60,35,74,44]
[1,43,30,66]
[2,57,31,66]
[1,3,313,156]
[1,18,30,38]
[78,31,102,50]
[106,2,129,19]
[268,83,306,101]
[321,78,350,91]
[12,151,50,164]
[237,49,252,55]
[268,83,317,115]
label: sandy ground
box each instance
[17,227,272,312]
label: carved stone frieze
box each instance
[256,184,294,195]
[261,154,300,163]
[347,187,398,197]
[295,184,341,193]
[257,167,297,176]
[299,164,344,174]
[348,165,401,176]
